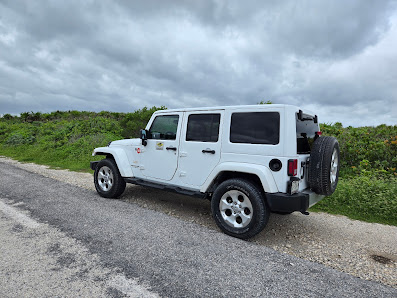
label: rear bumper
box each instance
[266,190,325,213]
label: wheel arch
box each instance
[200,162,278,194]
[92,147,134,177]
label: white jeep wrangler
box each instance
[91,104,340,239]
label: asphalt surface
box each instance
[1,161,396,297]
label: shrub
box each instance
[2,114,14,120]
[321,123,397,177]
[5,133,35,145]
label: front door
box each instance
[140,113,182,181]
[178,111,223,187]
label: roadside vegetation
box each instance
[0,109,396,226]
[311,123,397,226]
[0,107,164,171]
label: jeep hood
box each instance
[109,138,141,146]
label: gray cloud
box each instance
[0,0,396,126]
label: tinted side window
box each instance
[149,115,179,140]
[186,114,220,142]
[230,112,279,144]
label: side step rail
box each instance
[124,178,206,199]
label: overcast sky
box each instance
[1,1,396,126]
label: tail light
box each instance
[288,159,298,176]
[316,131,322,136]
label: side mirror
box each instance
[140,129,148,146]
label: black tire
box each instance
[309,136,340,196]
[94,158,126,198]
[211,179,269,239]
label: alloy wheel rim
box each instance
[219,190,253,228]
[330,148,339,186]
[97,166,114,191]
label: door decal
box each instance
[156,142,164,150]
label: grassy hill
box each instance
[1,108,396,225]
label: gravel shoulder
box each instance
[1,156,396,288]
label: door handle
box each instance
[166,146,177,151]
[202,149,215,154]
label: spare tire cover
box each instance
[309,136,340,195]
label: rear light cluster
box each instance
[288,159,298,176]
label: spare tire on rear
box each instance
[309,136,340,195]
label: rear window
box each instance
[296,112,319,154]
[230,112,280,144]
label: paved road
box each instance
[1,161,396,297]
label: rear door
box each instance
[178,111,223,187]
[140,113,182,181]
[296,111,320,190]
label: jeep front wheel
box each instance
[94,158,126,198]
[211,179,269,239]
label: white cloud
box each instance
[0,0,396,126]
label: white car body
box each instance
[91,104,341,238]
[93,104,322,202]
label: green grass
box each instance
[0,107,164,172]
[0,137,109,172]
[310,176,397,226]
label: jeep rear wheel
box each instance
[309,136,340,196]
[211,179,269,239]
[94,158,126,198]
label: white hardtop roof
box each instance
[153,104,304,114]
